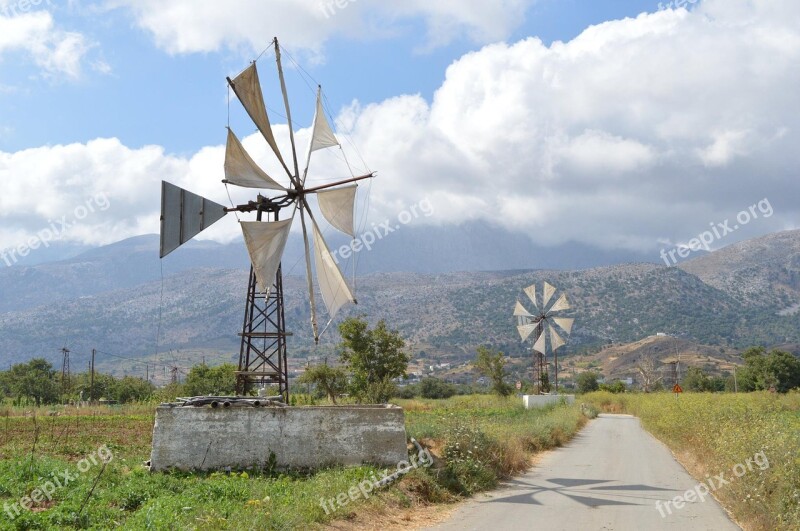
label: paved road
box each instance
[427,414,740,531]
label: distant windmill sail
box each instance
[542,281,556,307]
[160,181,227,258]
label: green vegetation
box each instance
[576,371,599,393]
[337,317,410,403]
[584,391,800,530]
[737,347,800,393]
[473,347,512,397]
[0,396,587,530]
[297,364,348,404]
[419,378,457,399]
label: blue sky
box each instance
[0,0,797,262]
[2,0,659,154]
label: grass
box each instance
[583,391,800,530]
[0,396,587,530]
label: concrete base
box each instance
[523,394,575,408]
[149,404,408,472]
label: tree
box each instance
[112,376,155,403]
[183,363,237,396]
[576,371,600,393]
[298,364,349,404]
[682,367,713,392]
[738,347,800,393]
[474,346,512,397]
[338,317,410,403]
[9,359,58,406]
[635,357,662,393]
[419,377,456,399]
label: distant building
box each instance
[656,332,668,337]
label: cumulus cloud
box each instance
[111,0,537,55]
[2,0,799,256]
[0,10,91,78]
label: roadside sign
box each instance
[673,384,683,394]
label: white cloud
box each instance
[0,10,91,78]
[111,0,537,55]
[2,0,800,256]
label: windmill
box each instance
[159,38,374,400]
[514,281,574,394]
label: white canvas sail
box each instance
[317,185,357,237]
[542,281,556,307]
[550,326,566,351]
[224,128,285,190]
[533,330,546,354]
[302,89,341,186]
[230,63,289,175]
[240,219,293,294]
[517,323,537,342]
[513,301,532,317]
[552,317,574,335]
[312,219,355,319]
[310,91,339,153]
[549,293,570,313]
[524,285,538,309]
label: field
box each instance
[583,391,800,530]
[0,397,587,530]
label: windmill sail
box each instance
[317,185,357,237]
[312,219,356,320]
[550,326,566,351]
[552,317,574,334]
[302,89,341,186]
[549,293,570,313]
[517,323,537,342]
[542,281,556,307]
[160,181,227,258]
[513,301,532,317]
[229,63,290,176]
[524,285,538,309]
[533,330,546,354]
[240,219,293,294]
[224,128,285,190]
[309,91,339,153]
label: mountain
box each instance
[1,229,798,374]
[679,229,800,311]
[0,223,656,314]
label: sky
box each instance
[0,0,798,266]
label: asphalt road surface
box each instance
[427,414,740,531]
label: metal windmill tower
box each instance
[159,38,373,401]
[514,281,574,393]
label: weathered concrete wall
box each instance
[150,405,408,472]
[523,395,575,408]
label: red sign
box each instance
[673,384,683,394]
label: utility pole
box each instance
[60,347,71,397]
[146,363,149,382]
[733,365,738,393]
[90,349,96,403]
